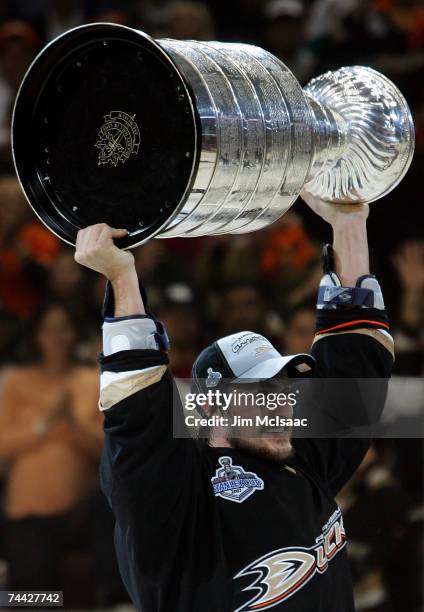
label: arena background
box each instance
[0,0,422,610]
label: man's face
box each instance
[226,379,294,464]
[229,434,294,464]
[36,306,76,361]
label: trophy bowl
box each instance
[12,23,415,248]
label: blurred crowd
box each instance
[0,0,422,610]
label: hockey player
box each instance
[74,193,393,611]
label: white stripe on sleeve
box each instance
[99,365,167,411]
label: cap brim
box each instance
[234,353,316,381]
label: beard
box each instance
[228,435,294,464]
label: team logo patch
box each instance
[211,456,264,503]
[95,110,140,167]
[234,508,346,611]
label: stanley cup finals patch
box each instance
[211,456,264,503]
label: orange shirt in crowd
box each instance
[0,365,103,519]
[261,224,317,277]
[0,222,60,317]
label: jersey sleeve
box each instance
[292,294,394,497]
[98,315,205,607]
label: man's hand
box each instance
[300,191,369,227]
[75,224,145,316]
[75,224,133,281]
[300,191,370,286]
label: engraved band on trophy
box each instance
[11,23,415,249]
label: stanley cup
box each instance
[12,23,415,248]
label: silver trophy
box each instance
[12,24,414,247]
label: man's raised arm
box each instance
[73,224,188,502]
[74,224,203,610]
[291,194,394,497]
[301,192,394,372]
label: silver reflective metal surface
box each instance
[158,38,313,238]
[303,66,415,203]
[154,39,414,238]
[12,23,415,246]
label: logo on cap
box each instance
[206,367,222,388]
[211,456,264,503]
[232,333,264,354]
[255,345,273,356]
[95,111,141,167]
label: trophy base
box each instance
[12,23,200,248]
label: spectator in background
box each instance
[89,9,128,25]
[196,234,265,294]
[0,21,39,164]
[45,248,99,326]
[391,240,424,375]
[203,0,266,45]
[195,213,320,325]
[0,302,106,592]
[128,0,173,34]
[263,0,313,82]
[281,302,315,355]
[0,310,20,374]
[44,0,84,41]
[384,439,424,611]
[371,0,424,76]
[0,176,60,317]
[47,249,87,302]
[216,281,282,348]
[305,0,366,48]
[305,0,424,100]
[155,284,201,377]
[260,211,321,316]
[8,0,86,42]
[336,443,411,611]
[154,1,216,40]
[133,239,193,309]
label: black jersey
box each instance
[99,307,393,612]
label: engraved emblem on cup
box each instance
[95,111,140,167]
